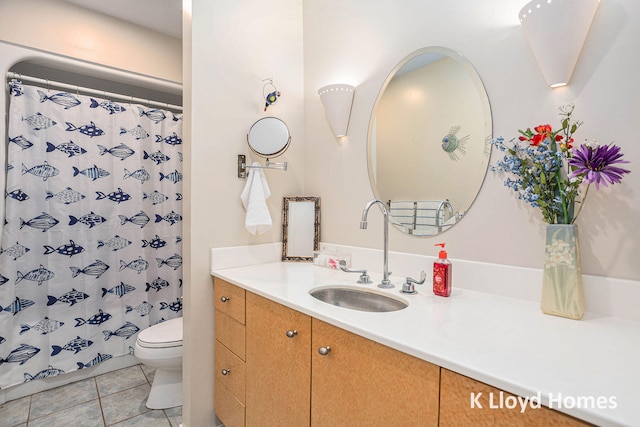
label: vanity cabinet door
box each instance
[439,369,593,426]
[245,291,311,427]
[311,319,440,427]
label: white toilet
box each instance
[134,317,183,409]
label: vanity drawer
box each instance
[215,341,246,403]
[215,379,245,427]
[214,278,245,324]
[215,309,246,360]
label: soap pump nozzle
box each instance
[435,243,447,259]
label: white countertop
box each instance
[211,261,640,427]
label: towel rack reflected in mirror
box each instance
[238,116,290,178]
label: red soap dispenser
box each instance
[433,243,451,297]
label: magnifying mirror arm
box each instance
[237,154,288,178]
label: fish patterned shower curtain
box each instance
[0,80,182,389]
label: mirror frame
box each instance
[247,116,291,158]
[281,196,321,262]
[367,46,493,236]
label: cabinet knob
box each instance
[220,296,230,303]
[286,330,298,338]
[221,369,231,376]
[318,346,331,356]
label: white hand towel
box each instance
[240,163,272,235]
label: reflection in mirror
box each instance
[247,116,291,158]
[368,47,492,236]
[282,197,321,262]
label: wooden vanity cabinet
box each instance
[439,369,593,426]
[245,292,311,426]
[214,279,247,427]
[311,318,440,427]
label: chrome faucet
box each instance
[360,199,393,288]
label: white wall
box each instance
[303,0,640,281]
[186,0,304,425]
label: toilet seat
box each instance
[137,317,182,348]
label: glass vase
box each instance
[540,224,585,320]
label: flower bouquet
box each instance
[491,105,630,319]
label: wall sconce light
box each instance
[519,0,600,88]
[318,84,355,137]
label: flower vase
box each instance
[540,224,585,320]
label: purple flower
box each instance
[569,144,630,190]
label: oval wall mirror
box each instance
[247,116,291,158]
[368,46,492,236]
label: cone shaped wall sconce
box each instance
[318,84,355,137]
[519,0,600,88]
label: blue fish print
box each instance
[120,125,149,140]
[69,212,107,228]
[47,288,90,307]
[0,336,5,344]
[98,235,132,251]
[1,297,35,315]
[20,212,59,232]
[9,79,23,96]
[43,240,85,257]
[160,298,183,313]
[75,309,112,327]
[0,344,41,366]
[38,90,81,109]
[96,188,131,204]
[143,150,170,165]
[155,210,182,226]
[155,132,182,146]
[6,189,30,202]
[23,112,57,130]
[123,167,150,183]
[16,265,55,286]
[65,121,104,137]
[102,282,136,298]
[24,365,66,382]
[119,257,149,274]
[142,235,167,250]
[0,242,31,260]
[90,98,126,114]
[143,191,168,205]
[0,274,9,286]
[51,336,94,356]
[138,106,166,123]
[21,161,60,181]
[9,135,33,150]
[19,317,64,335]
[159,170,182,184]
[102,321,140,341]
[73,164,110,181]
[46,140,87,157]
[118,211,150,228]
[146,277,170,292]
[176,193,183,201]
[98,143,135,160]
[156,253,183,270]
[172,113,183,122]
[45,187,85,204]
[126,301,153,317]
[77,353,112,369]
[70,260,110,279]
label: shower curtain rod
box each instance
[7,72,183,112]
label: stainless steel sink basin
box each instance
[309,286,408,312]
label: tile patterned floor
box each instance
[0,365,182,427]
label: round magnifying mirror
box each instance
[247,117,291,158]
[368,46,492,237]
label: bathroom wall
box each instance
[0,0,182,82]
[303,0,640,281]
[186,0,304,425]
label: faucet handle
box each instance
[338,260,373,284]
[401,271,426,294]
